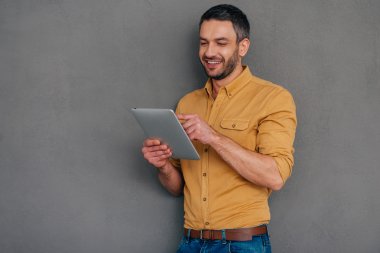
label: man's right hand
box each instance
[141,138,172,169]
[141,138,183,196]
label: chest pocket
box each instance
[220,119,257,151]
[220,119,250,131]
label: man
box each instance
[142,4,296,253]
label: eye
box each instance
[216,40,228,46]
[200,41,208,46]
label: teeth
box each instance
[207,61,221,64]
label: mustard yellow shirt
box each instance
[172,66,297,230]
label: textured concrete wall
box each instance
[0,0,379,252]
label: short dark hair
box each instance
[199,4,250,42]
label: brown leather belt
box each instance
[184,225,267,241]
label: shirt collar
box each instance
[204,66,253,98]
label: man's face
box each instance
[199,20,240,80]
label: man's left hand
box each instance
[177,114,216,145]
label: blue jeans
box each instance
[176,231,271,253]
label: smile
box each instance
[206,60,222,65]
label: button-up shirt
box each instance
[171,66,297,230]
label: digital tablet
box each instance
[131,108,200,160]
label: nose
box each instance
[204,43,216,58]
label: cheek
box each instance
[198,48,205,59]
[216,47,231,57]
[223,47,238,60]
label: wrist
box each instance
[208,130,222,146]
[158,163,172,177]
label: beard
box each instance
[201,47,239,80]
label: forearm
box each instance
[209,131,283,191]
[178,113,284,190]
[157,162,184,196]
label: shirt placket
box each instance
[201,89,226,229]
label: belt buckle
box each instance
[201,230,213,240]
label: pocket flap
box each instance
[220,119,249,130]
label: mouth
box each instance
[206,60,222,64]
[204,59,223,68]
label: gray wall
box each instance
[0,0,379,252]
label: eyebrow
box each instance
[199,36,230,42]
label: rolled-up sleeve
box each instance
[256,88,297,183]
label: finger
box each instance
[182,114,201,126]
[181,118,195,130]
[183,119,203,133]
[158,151,172,158]
[185,125,199,139]
[144,138,161,147]
[177,114,197,120]
[145,144,169,152]
[149,152,172,162]
[144,150,171,162]
[143,146,171,156]
[150,149,171,157]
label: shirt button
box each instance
[204,148,208,152]
[205,222,210,225]
[203,197,207,201]
[203,173,207,177]
[232,123,236,128]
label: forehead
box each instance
[199,19,237,40]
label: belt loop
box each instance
[186,228,191,243]
[221,229,227,244]
[200,230,203,240]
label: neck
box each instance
[211,64,244,99]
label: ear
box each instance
[238,38,250,57]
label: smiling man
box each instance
[142,4,297,253]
